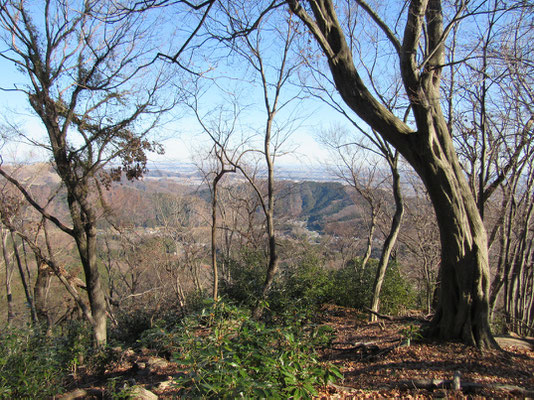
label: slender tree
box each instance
[0,0,173,345]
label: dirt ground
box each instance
[316,304,534,399]
[63,304,534,399]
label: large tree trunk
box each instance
[289,0,497,348]
[425,170,495,347]
[67,186,108,346]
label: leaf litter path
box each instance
[316,304,534,399]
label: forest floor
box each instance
[62,304,534,399]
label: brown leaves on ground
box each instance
[65,304,534,399]
[317,304,534,399]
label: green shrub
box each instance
[0,330,62,398]
[222,249,414,318]
[172,301,342,399]
[333,258,415,315]
[0,321,97,399]
[277,253,335,310]
[110,305,154,345]
[220,250,267,306]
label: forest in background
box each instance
[0,0,533,397]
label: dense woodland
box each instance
[0,0,533,398]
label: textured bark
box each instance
[289,0,497,347]
[73,220,107,346]
[34,261,52,333]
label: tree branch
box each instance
[0,166,74,237]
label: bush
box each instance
[220,250,267,306]
[277,253,335,310]
[0,321,95,399]
[0,329,61,398]
[221,248,415,317]
[171,301,342,399]
[332,258,415,315]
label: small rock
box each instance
[147,356,169,371]
[156,379,174,390]
[130,386,158,400]
[57,389,88,400]
[124,348,136,357]
[58,388,102,399]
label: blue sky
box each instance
[0,3,344,168]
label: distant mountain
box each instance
[2,162,364,234]
[144,162,340,183]
[277,181,355,231]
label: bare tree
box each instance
[284,0,530,348]
[193,10,303,317]
[189,95,246,301]
[0,1,174,345]
[322,134,384,271]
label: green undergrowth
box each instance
[222,252,416,317]
[0,321,93,399]
[140,300,342,399]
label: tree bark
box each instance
[66,186,107,346]
[34,260,53,333]
[289,0,497,347]
[73,226,107,346]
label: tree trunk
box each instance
[34,260,53,334]
[10,231,38,324]
[252,114,279,320]
[289,0,498,348]
[361,209,376,270]
[370,162,404,322]
[211,174,221,302]
[423,156,496,348]
[1,227,15,325]
[72,220,107,347]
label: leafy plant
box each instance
[171,300,342,399]
[0,329,65,398]
[400,324,423,346]
[105,377,133,399]
[333,259,415,315]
